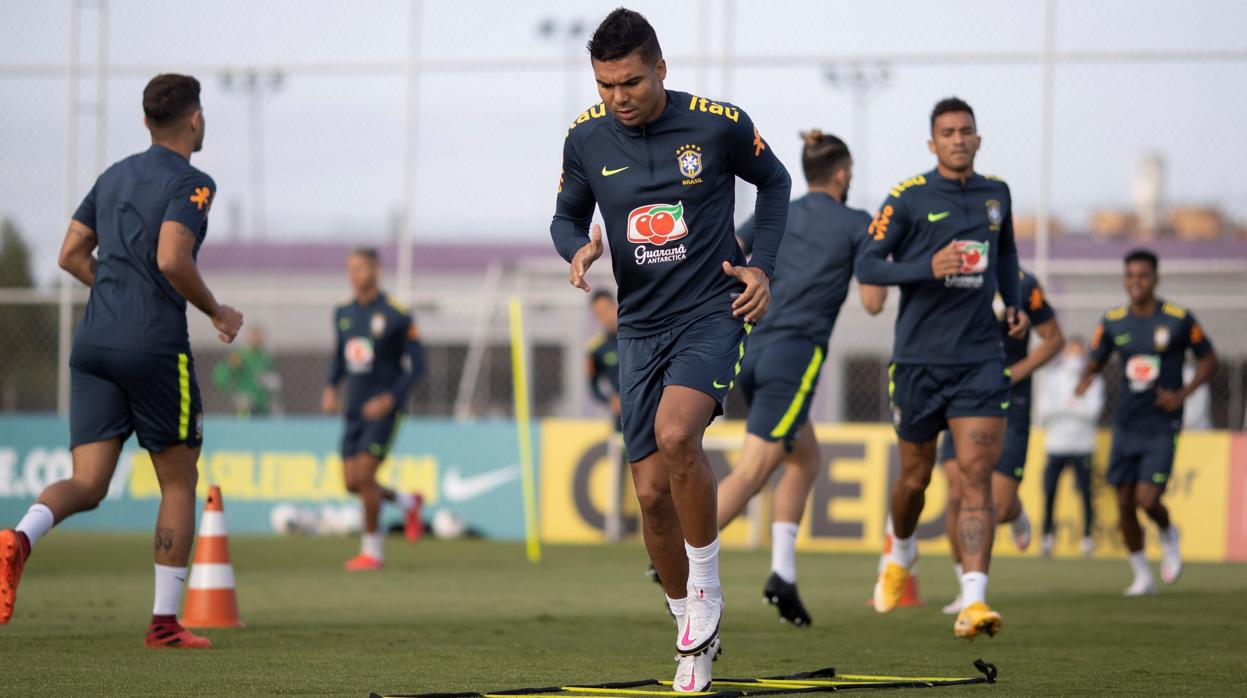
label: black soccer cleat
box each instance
[763,572,812,627]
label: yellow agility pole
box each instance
[509,295,541,563]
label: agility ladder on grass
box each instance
[371,659,998,698]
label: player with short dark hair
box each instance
[937,267,1064,614]
[552,8,791,690]
[587,290,622,430]
[322,248,427,571]
[1076,249,1216,595]
[718,130,885,627]
[856,96,1027,639]
[1,74,243,648]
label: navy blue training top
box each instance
[1090,299,1213,431]
[327,292,426,416]
[737,192,871,349]
[71,144,215,354]
[855,169,1021,365]
[550,90,792,338]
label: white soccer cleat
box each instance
[1040,534,1055,557]
[1160,526,1182,585]
[941,594,964,615]
[673,636,721,693]
[1012,515,1032,552]
[1080,536,1095,558]
[1123,576,1157,597]
[676,587,722,657]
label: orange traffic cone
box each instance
[181,485,244,627]
[869,515,924,608]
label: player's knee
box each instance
[654,423,700,467]
[1136,490,1161,512]
[898,467,932,494]
[75,478,110,511]
[632,479,671,516]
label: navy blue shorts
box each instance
[1108,425,1178,490]
[341,409,403,460]
[738,336,825,451]
[889,361,1010,445]
[69,343,203,452]
[936,392,1031,481]
[618,311,748,463]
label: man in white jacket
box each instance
[1038,337,1104,557]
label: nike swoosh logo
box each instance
[928,211,951,222]
[443,465,521,503]
[712,379,730,389]
[680,668,697,692]
[681,621,694,647]
[601,165,629,177]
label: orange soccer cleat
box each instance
[145,618,213,649]
[344,553,384,571]
[0,529,29,625]
[404,494,425,544]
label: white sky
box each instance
[2,0,1246,282]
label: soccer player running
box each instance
[717,130,885,627]
[586,290,623,431]
[856,97,1027,639]
[0,74,243,648]
[550,9,790,691]
[938,267,1064,614]
[321,248,427,571]
[1076,249,1215,596]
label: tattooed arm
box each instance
[57,220,99,287]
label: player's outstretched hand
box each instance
[723,261,771,323]
[1006,307,1030,339]
[1155,388,1184,412]
[569,224,604,293]
[321,386,340,414]
[212,304,243,343]
[362,392,396,421]
[930,241,963,279]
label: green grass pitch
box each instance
[2,534,1245,696]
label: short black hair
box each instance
[590,290,615,305]
[930,96,975,131]
[143,74,201,129]
[1124,248,1158,271]
[587,8,662,65]
[799,130,851,185]
[350,246,379,263]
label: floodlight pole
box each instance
[823,63,892,212]
[1035,0,1056,286]
[396,0,423,304]
[219,69,284,240]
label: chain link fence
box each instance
[1,0,1245,427]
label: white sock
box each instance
[889,534,917,568]
[393,492,416,510]
[666,595,687,625]
[1129,551,1152,579]
[770,522,799,583]
[961,571,988,605]
[953,563,965,596]
[152,564,188,616]
[16,503,55,548]
[685,537,721,598]
[1158,525,1176,545]
[361,532,383,560]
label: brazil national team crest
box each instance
[370,312,386,337]
[1154,325,1171,351]
[627,202,689,246]
[676,144,703,185]
[985,199,1003,231]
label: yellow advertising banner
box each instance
[539,419,1234,562]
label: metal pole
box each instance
[94,0,107,174]
[248,77,264,238]
[57,0,81,416]
[1035,0,1056,285]
[396,0,422,303]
